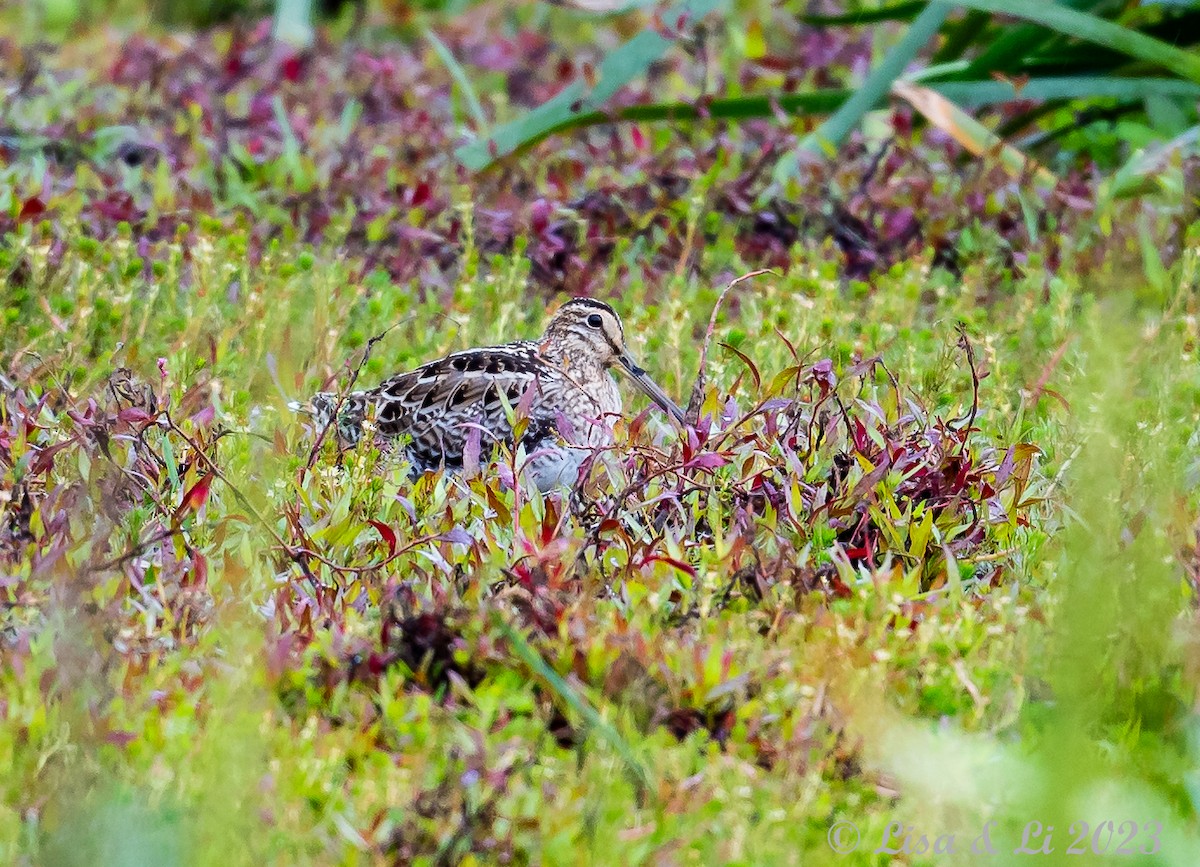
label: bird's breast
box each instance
[535,369,621,445]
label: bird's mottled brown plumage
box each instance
[295,298,684,490]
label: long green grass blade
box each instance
[954,0,1108,79]
[802,2,951,153]
[272,0,314,47]
[425,28,489,131]
[796,1,926,26]
[470,77,1198,167]
[456,0,1200,174]
[491,612,650,796]
[1107,123,1200,199]
[933,77,1200,105]
[931,9,990,63]
[456,0,723,170]
[769,1,951,191]
[526,89,849,145]
[941,0,1200,84]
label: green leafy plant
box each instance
[462,0,1200,196]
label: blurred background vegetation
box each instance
[17,0,1200,172]
[3,1,1200,864]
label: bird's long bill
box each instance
[619,353,687,425]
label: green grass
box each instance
[3,6,1200,866]
[5,219,1199,863]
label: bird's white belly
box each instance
[525,446,592,492]
[523,409,616,492]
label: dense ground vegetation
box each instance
[2,1,1200,864]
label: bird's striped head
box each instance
[542,297,685,424]
[543,298,627,366]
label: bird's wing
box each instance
[369,341,557,468]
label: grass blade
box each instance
[796,1,927,26]
[769,1,951,191]
[272,0,314,48]
[1106,123,1200,199]
[931,9,991,63]
[953,0,1109,79]
[932,77,1200,105]
[800,1,951,153]
[467,77,1198,167]
[425,27,489,132]
[455,0,723,170]
[456,0,1200,174]
[491,611,650,797]
[892,80,1058,188]
[521,88,850,149]
[942,0,1200,84]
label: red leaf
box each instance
[190,405,215,428]
[531,198,551,235]
[639,555,696,577]
[105,730,138,748]
[29,439,76,475]
[685,452,729,471]
[807,358,837,394]
[118,407,155,426]
[369,520,397,556]
[462,424,482,476]
[282,54,303,82]
[189,550,208,587]
[19,197,45,221]
[176,474,214,520]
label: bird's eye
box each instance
[586,314,604,329]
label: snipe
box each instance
[293,298,685,490]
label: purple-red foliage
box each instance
[0,20,1123,295]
